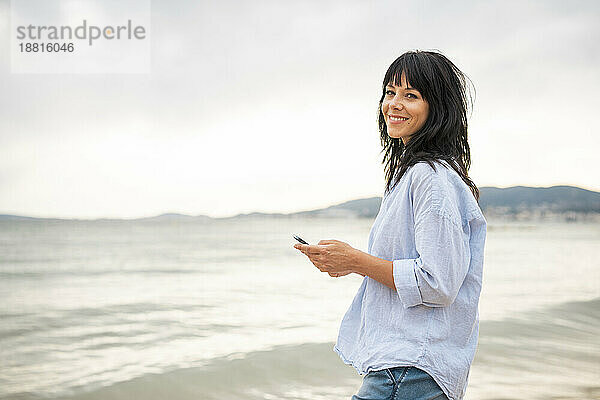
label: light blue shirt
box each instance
[334,160,487,400]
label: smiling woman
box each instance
[377,50,479,200]
[381,72,430,145]
[293,50,486,400]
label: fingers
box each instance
[300,253,329,273]
[294,240,344,256]
[293,244,324,255]
[293,244,310,255]
[294,248,322,268]
[318,239,338,245]
[328,270,352,278]
[294,239,340,249]
[293,241,345,276]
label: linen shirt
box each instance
[334,160,487,400]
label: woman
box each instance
[293,50,487,400]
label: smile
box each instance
[389,116,409,123]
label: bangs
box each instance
[382,53,431,99]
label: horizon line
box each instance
[1,183,598,221]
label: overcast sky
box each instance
[1,0,598,219]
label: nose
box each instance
[389,94,405,110]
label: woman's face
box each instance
[381,71,429,145]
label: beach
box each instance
[1,217,599,400]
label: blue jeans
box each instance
[351,366,449,400]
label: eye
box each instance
[385,90,395,96]
[406,93,418,99]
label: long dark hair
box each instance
[378,50,480,202]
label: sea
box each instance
[0,216,599,400]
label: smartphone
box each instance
[293,234,309,245]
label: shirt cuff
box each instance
[393,258,423,308]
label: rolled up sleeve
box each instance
[392,258,423,307]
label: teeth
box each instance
[389,116,408,121]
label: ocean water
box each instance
[0,217,599,400]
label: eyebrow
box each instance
[386,84,419,91]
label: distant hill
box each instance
[277,185,600,219]
[134,213,212,222]
[287,197,381,218]
[0,214,40,221]
[478,185,600,213]
[1,185,599,221]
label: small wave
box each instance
[481,297,600,338]
[0,303,217,340]
[476,297,600,370]
[0,269,216,279]
[17,342,359,400]
[8,333,600,400]
[3,298,599,400]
